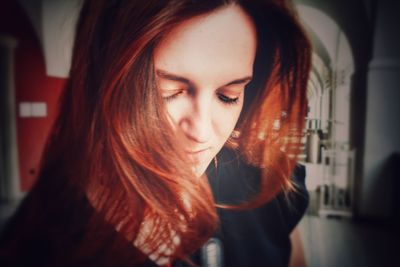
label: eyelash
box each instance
[217,94,239,105]
[162,91,239,105]
[163,91,183,102]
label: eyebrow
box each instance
[156,69,252,87]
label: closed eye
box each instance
[217,93,239,105]
[162,90,184,102]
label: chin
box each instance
[194,159,213,177]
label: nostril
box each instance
[187,126,212,143]
[178,105,212,143]
[182,123,212,143]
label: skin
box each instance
[154,4,257,177]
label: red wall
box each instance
[1,1,65,191]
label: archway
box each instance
[296,5,356,217]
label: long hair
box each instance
[1,0,311,265]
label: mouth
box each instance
[185,147,210,155]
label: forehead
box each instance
[153,4,257,85]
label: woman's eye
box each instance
[162,90,183,102]
[217,93,239,105]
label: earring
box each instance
[213,156,218,169]
[226,130,240,148]
[231,130,240,138]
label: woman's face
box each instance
[154,5,257,176]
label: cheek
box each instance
[164,99,188,127]
[213,103,243,144]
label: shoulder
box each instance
[210,147,308,204]
[275,163,309,233]
[210,148,309,232]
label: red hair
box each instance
[1,0,311,265]
[229,1,311,208]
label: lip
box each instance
[185,147,210,154]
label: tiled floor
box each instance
[299,215,398,267]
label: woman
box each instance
[0,0,311,266]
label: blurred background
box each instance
[0,0,399,266]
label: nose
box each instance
[180,99,212,144]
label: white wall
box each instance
[17,0,82,78]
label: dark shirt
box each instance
[174,147,309,267]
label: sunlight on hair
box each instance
[133,218,181,266]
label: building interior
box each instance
[1,0,399,266]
